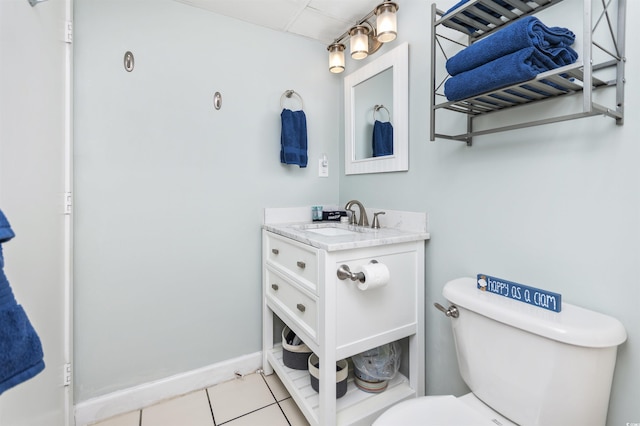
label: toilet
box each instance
[374,277,627,426]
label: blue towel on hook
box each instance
[372,120,393,157]
[447,16,576,76]
[444,46,578,102]
[280,109,308,168]
[0,209,45,395]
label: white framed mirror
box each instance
[344,42,408,175]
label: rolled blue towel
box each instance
[447,16,576,76]
[0,209,45,395]
[280,108,308,168]
[372,120,393,157]
[444,46,578,101]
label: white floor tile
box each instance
[279,398,310,426]
[91,411,140,426]
[208,373,276,424]
[141,390,213,426]
[92,373,309,426]
[223,404,288,426]
[263,373,290,401]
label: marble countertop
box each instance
[263,221,430,252]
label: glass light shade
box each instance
[376,2,398,43]
[349,26,369,60]
[328,43,345,73]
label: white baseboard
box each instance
[74,351,262,426]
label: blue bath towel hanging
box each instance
[0,209,45,395]
[280,108,308,168]
[372,120,393,157]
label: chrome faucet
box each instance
[344,200,369,227]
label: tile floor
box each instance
[91,373,310,426]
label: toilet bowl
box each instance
[374,393,516,426]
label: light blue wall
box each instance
[74,0,639,424]
[339,1,639,425]
[73,0,340,401]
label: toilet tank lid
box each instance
[443,278,627,348]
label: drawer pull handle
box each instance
[296,303,306,313]
[296,261,306,269]
[272,248,279,255]
[271,284,279,291]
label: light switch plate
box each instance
[319,158,329,177]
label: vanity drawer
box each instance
[266,268,317,340]
[265,232,318,293]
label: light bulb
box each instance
[328,43,345,73]
[349,26,369,60]
[376,2,398,43]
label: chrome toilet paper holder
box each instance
[336,260,378,283]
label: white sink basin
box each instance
[291,223,372,237]
[305,227,358,236]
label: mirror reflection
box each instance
[344,42,408,175]
[353,68,393,160]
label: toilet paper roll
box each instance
[355,263,390,291]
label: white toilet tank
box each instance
[443,277,627,426]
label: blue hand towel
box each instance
[444,46,578,101]
[447,16,576,76]
[280,109,308,168]
[0,209,45,395]
[372,120,393,157]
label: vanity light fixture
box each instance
[349,25,371,60]
[328,43,346,73]
[375,1,399,43]
[326,0,399,73]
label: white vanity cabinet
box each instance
[262,222,427,426]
